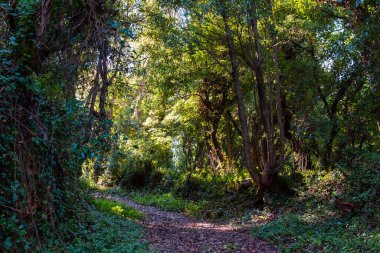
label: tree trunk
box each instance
[249,0,275,189]
[211,117,224,164]
[225,111,234,169]
[99,43,109,120]
[268,0,285,165]
[221,4,262,193]
[89,56,102,113]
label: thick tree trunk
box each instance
[221,5,262,193]
[249,1,275,188]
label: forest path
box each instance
[95,193,276,253]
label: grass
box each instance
[65,208,148,253]
[128,191,205,217]
[78,179,380,252]
[79,179,203,216]
[90,197,144,221]
[79,178,106,192]
[251,212,380,252]
[39,196,148,252]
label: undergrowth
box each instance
[127,191,205,217]
[90,197,144,221]
[252,213,380,252]
[250,155,380,252]
[64,207,147,253]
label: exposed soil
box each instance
[95,193,276,253]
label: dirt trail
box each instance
[97,194,276,253]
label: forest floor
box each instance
[94,192,277,253]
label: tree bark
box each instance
[99,42,109,120]
[249,0,275,187]
[225,111,234,169]
[221,4,262,192]
[267,0,285,165]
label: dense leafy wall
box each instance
[0,0,131,250]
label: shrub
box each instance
[148,169,165,187]
[252,213,380,252]
[344,153,380,226]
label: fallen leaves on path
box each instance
[96,193,276,253]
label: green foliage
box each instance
[252,213,380,252]
[105,136,172,188]
[128,191,204,217]
[249,153,380,252]
[0,83,89,250]
[343,153,380,225]
[64,208,147,253]
[148,169,165,187]
[1,0,379,250]
[0,0,134,250]
[90,197,144,221]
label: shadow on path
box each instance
[95,193,277,253]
